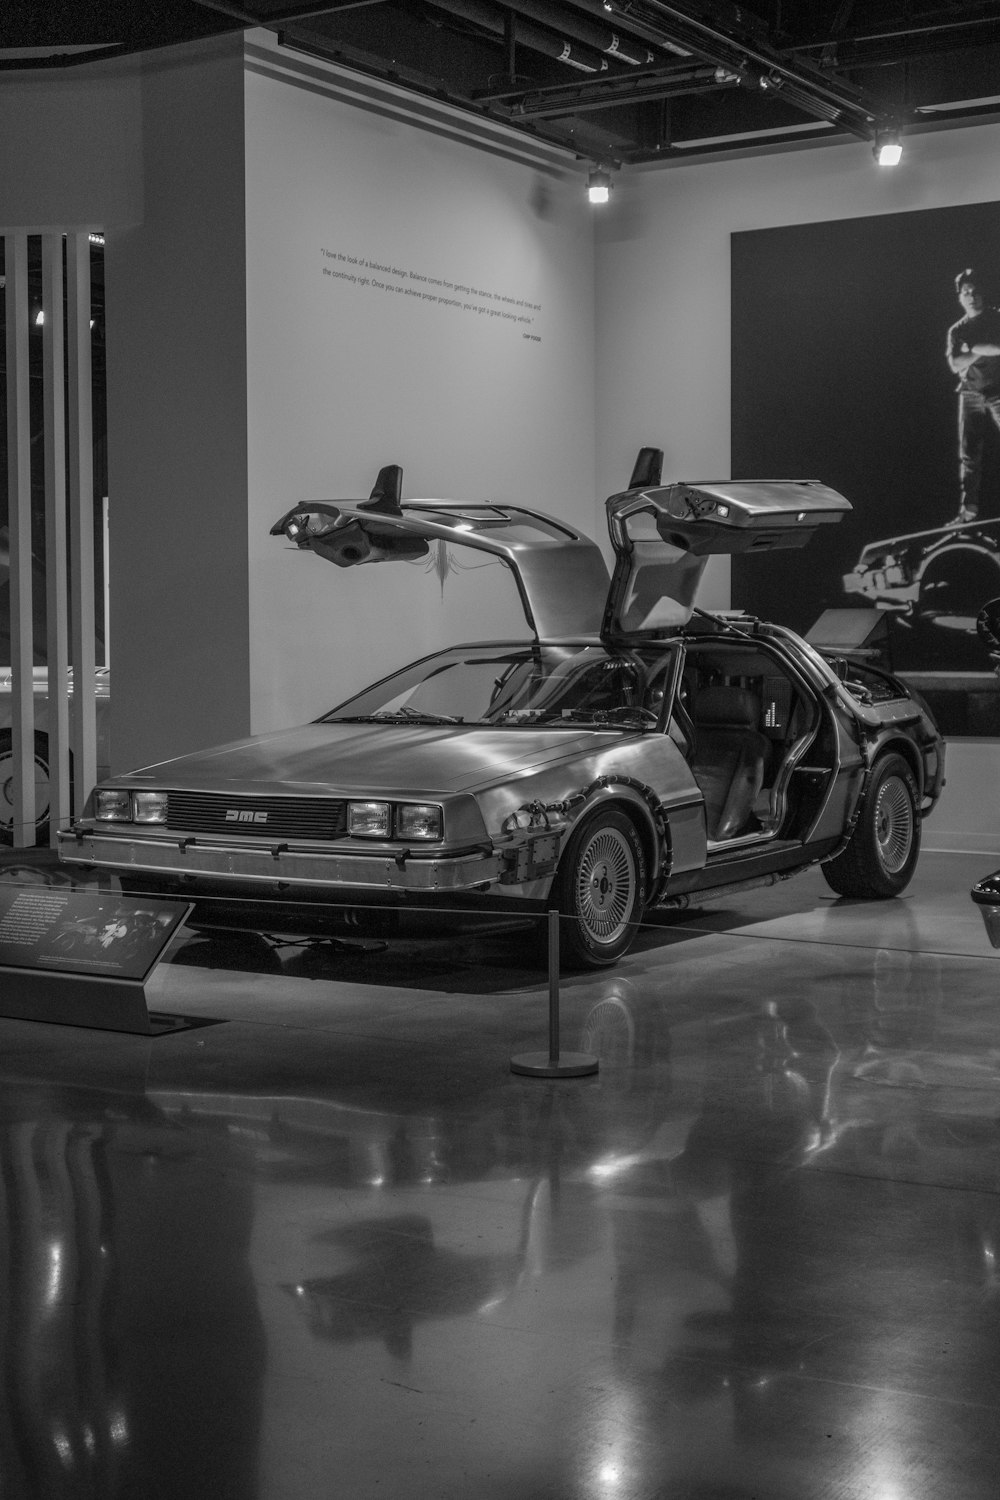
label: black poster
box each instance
[0,887,190,982]
[731,200,1000,732]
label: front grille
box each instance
[166,791,347,840]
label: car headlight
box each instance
[133,791,168,824]
[348,801,392,837]
[346,801,444,839]
[95,789,133,822]
[397,803,442,840]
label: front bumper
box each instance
[58,826,503,892]
[57,823,562,896]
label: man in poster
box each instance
[947,268,1000,524]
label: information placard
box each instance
[0,887,191,984]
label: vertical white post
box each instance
[42,232,70,846]
[4,231,37,847]
[67,233,97,816]
[102,496,111,667]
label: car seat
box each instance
[691,685,768,840]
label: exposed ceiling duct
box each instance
[5,1,1000,165]
[425,0,612,76]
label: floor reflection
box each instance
[287,1213,528,1360]
[0,1086,266,1499]
[2,853,1000,1496]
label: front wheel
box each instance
[0,730,52,847]
[821,752,920,899]
[553,809,647,968]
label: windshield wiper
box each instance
[331,710,464,725]
[393,706,463,723]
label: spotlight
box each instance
[587,168,612,205]
[874,127,903,166]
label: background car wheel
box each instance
[553,809,646,968]
[0,730,52,847]
[821,752,920,899]
[915,549,1000,668]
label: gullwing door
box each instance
[603,452,851,639]
[271,464,611,641]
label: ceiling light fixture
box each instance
[587,167,612,204]
[874,126,903,166]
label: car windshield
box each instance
[322,644,677,729]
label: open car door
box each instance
[602,450,852,638]
[271,465,611,640]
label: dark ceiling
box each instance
[5,1,1000,166]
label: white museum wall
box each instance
[0,60,142,231]
[243,39,598,732]
[1,37,253,774]
[106,37,253,771]
[595,122,1000,852]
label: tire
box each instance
[915,549,1000,668]
[553,809,646,968]
[0,730,52,847]
[821,752,920,899]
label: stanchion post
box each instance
[548,907,560,1063]
[510,910,599,1078]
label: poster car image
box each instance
[843,515,1000,648]
[731,200,1000,726]
[57,460,943,969]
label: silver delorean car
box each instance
[58,452,945,967]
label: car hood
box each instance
[123,721,625,797]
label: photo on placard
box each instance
[730,200,1000,734]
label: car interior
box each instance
[674,645,822,845]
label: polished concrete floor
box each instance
[2,849,1000,1498]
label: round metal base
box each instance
[510,1050,599,1078]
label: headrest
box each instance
[693,685,760,730]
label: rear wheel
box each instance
[0,730,52,847]
[821,752,920,899]
[553,809,646,968]
[915,549,1000,667]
